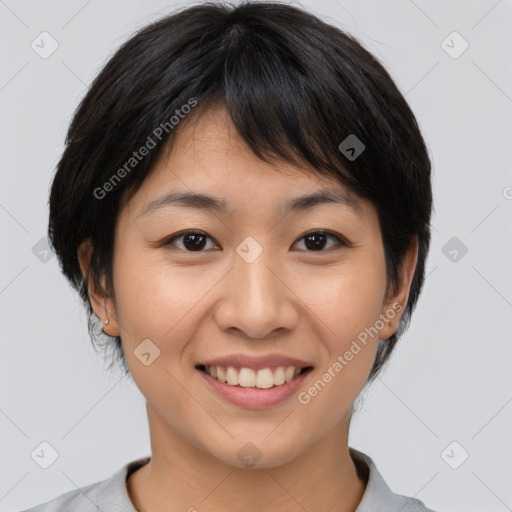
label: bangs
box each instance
[196,17,384,198]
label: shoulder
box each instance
[16,480,102,512]
[350,447,439,512]
[17,457,150,512]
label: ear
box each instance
[377,236,419,341]
[77,239,120,336]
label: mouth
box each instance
[195,364,314,389]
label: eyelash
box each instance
[162,229,350,254]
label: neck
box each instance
[127,404,367,512]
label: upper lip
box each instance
[197,354,314,371]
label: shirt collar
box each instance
[350,447,430,511]
[96,448,428,511]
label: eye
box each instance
[163,230,219,252]
[162,229,349,253]
[292,230,348,253]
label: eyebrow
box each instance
[137,188,363,218]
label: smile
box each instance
[195,355,314,409]
[197,364,312,389]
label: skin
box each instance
[78,104,418,512]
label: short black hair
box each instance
[48,1,432,383]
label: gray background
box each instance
[1,1,511,511]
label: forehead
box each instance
[122,104,368,221]
[157,104,320,184]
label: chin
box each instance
[206,432,309,470]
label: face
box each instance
[80,104,415,470]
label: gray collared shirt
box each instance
[19,448,438,511]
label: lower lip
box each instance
[197,368,312,409]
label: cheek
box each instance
[300,255,386,395]
[293,266,385,427]
[307,258,387,345]
[112,245,202,335]
[111,248,202,402]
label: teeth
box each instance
[238,368,256,387]
[216,366,226,383]
[274,366,285,385]
[205,365,305,389]
[256,368,274,389]
[226,367,238,386]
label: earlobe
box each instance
[378,237,419,340]
[77,239,121,336]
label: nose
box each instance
[213,248,300,340]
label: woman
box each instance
[21,2,437,511]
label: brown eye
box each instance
[164,231,219,252]
[292,231,347,252]
[163,229,348,253]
